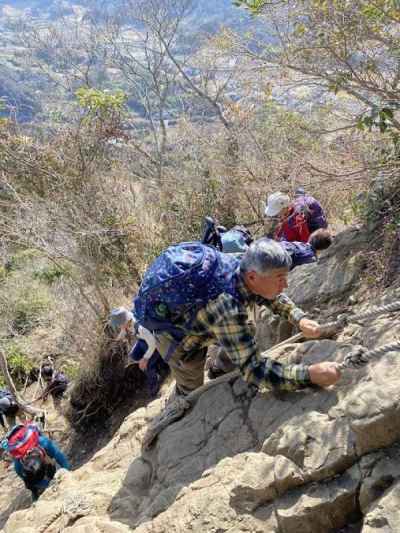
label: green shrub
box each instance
[6,344,34,387]
[33,263,71,284]
[62,362,79,381]
[7,249,43,271]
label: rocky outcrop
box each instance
[362,479,400,533]
[286,226,369,307]
[2,228,400,532]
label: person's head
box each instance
[264,192,291,219]
[21,447,46,477]
[240,238,292,299]
[41,365,53,382]
[109,307,134,339]
[308,229,333,253]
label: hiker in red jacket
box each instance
[265,189,328,243]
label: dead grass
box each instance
[66,326,148,430]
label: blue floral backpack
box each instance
[133,242,241,349]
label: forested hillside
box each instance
[0,0,252,122]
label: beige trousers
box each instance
[156,335,207,394]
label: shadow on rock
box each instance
[107,364,340,529]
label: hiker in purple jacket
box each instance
[293,189,328,233]
[280,229,333,270]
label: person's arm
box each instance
[265,293,321,338]
[199,295,312,392]
[14,459,24,480]
[137,325,156,360]
[266,292,306,326]
[209,296,340,389]
[40,437,70,470]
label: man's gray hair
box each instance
[240,238,292,274]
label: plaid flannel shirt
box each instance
[177,272,311,391]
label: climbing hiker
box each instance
[133,238,341,397]
[202,217,253,254]
[109,307,169,397]
[0,389,20,430]
[280,229,333,270]
[265,190,328,242]
[36,365,69,410]
[2,423,70,501]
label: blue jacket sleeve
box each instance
[129,339,149,362]
[14,459,24,479]
[39,436,71,470]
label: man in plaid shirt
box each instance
[154,238,341,396]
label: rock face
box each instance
[2,227,400,533]
[285,226,369,308]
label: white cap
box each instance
[264,192,290,217]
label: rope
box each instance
[318,299,400,336]
[339,340,400,370]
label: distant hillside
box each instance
[0,0,248,27]
[0,0,252,123]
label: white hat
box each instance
[264,192,290,217]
